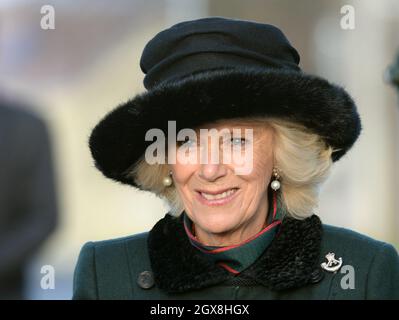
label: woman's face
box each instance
[170,119,275,241]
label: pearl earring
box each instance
[162,170,173,187]
[270,167,281,191]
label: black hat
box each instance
[89,17,361,188]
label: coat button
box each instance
[137,271,155,289]
[309,268,325,284]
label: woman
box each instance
[73,17,399,299]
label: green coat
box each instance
[72,214,399,300]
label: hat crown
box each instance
[140,17,301,89]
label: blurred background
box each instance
[0,0,398,299]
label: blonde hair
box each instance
[126,117,335,219]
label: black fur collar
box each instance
[147,213,323,293]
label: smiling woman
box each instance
[131,117,333,223]
[73,17,399,300]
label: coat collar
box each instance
[147,213,323,293]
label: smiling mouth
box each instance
[196,188,240,206]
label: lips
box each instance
[195,187,240,206]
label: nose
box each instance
[199,163,227,182]
[198,141,227,181]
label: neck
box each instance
[193,197,269,246]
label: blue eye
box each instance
[231,137,247,146]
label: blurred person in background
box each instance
[73,17,399,300]
[0,96,58,299]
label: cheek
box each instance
[170,163,197,186]
[236,144,273,185]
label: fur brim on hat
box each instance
[89,67,361,188]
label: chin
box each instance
[195,213,239,235]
